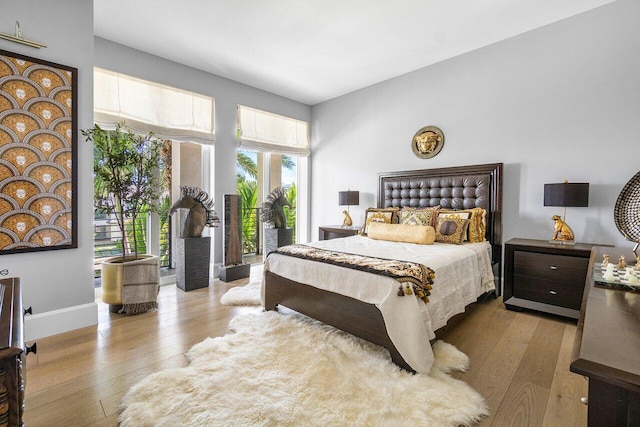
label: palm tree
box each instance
[237,151,294,182]
[237,180,258,253]
[237,151,257,181]
[281,155,294,170]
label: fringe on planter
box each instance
[119,302,158,315]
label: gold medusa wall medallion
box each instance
[411,126,444,159]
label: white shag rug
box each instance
[219,281,262,306]
[119,311,488,427]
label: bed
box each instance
[262,163,503,373]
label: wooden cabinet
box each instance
[503,238,602,319]
[0,277,30,427]
[318,225,359,241]
[571,246,640,427]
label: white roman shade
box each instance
[237,105,309,156]
[94,68,215,143]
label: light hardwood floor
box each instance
[24,267,588,426]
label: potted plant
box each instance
[82,122,163,314]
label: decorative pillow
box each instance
[434,216,469,245]
[367,222,435,245]
[359,207,399,236]
[399,206,440,227]
[437,208,487,242]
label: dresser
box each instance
[318,225,359,240]
[503,238,603,319]
[571,246,640,426]
[0,277,32,427]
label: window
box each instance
[236,106,309,262]
[93,68,215,276]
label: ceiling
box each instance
[94,0,614,106]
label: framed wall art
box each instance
[0,49,78,254]
[411,125,444,159]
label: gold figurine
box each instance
[551,215,575,242]
[602,254,610,266]
[618,255,627,270]
[415,131,441,155]
[411,126,444,159]
[342,210,353,227]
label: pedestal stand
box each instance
[176,236,211,291]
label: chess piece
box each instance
[623,267,634,280]
[603,264,616,281]
[342,210,353,227]
[602,254,610,267]
[617,255,627,270]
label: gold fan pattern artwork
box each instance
[0,52,74,252]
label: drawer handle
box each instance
[25,342,37,355]
[549,290,558,295]
[549,266,558,270]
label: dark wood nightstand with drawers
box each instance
[319,225,359,240]
[503,238,605,319]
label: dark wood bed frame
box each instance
[264,163,503,372]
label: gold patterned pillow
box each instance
[434,216,469,245]
[437,208,487,242]
[399,207,440,227]
[359,207,399,236]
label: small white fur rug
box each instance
[119,311,488,427]
[219,281,262,306]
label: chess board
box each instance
[594,262,640,293]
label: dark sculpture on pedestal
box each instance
[170,186,220,237]
[261,187,293,255]
[219,194,251,282]
[260,187,291,229]
[169,186,219,291]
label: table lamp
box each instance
[338,190,359,228]
[544,181,589,244]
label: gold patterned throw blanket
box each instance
[273,245,435,303]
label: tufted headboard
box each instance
[378,163,503,269]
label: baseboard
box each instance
[160,274,176,286]
[24,302,99,342]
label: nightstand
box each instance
[319,225,359,240]
[503,238,605,319]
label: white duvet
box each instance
[261,235,495,373]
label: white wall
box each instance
[94,38,312,268]
[310,0,640,254]
[1,0,97,340]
